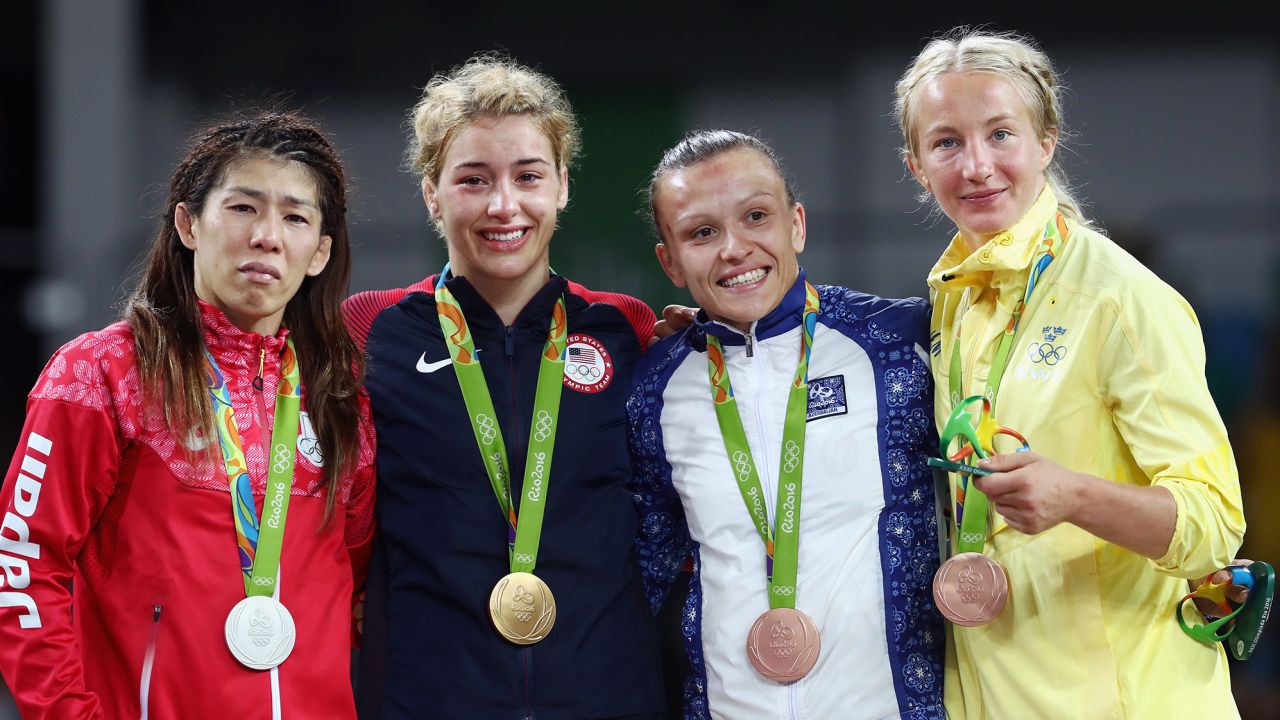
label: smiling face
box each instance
[653,147,805,332]
[424,114,568,302]
[906,72,1057,250]
[176,155,332,335]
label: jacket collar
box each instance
[437,268,569,334]
[695,269,809,346]
[926,187,1059,300]
[198,300,289,358]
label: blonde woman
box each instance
[345,57,665,719]
[895,28,1244,718]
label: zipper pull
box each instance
[505,325,515,357]
[252,347,265,391]
[745,331,755,357]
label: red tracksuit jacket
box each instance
[0,304,375,718]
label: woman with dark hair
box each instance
[0,110,375,719]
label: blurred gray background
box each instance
[2,1,1277,717]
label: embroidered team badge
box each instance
[563,334,614,394]
[806,375,847,421]
[1027,325,1068,366]
[297,411,324,467]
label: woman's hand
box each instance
[1190,560,1252,615]
[974,450,1177,558]
[974,451,1083,535]
[648,305,698,348]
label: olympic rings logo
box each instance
[1027,342,1067,366]
[272,443,291,474]
[566,363,602,381]
[771,585,795,596]
[251,576,274,587]
[513,552,535,564]
[959,531,985,545]
[533,410,554,442]
[732,451,753,483]
[782,441,801,474]
[477,414,497,445]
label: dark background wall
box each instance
[2,2,1277,716]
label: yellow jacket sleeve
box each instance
[1095,274,1244,578]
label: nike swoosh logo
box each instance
[416,354,453,373]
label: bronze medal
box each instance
[932,552,1009,626]
[489,571,556,645]
[746,607,821,683]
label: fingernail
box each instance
[977,458,990,466]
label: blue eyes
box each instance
[934,130,1012,150]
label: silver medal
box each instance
[224,595,296,670]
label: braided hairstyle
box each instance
[893,28,1089,225]
[125,109,363,521]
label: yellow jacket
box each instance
[927,189,1244,719]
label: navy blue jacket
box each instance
[345,273,665,720]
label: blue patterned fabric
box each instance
[627,279,944,719]
[821,285,945,717]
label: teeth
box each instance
[720,268,767,288]
[484,230,524,242]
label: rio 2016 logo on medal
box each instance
[224,595,296,670]
[489,571,557,645]
[932,552,1009,627]
[746,607,821,683]
[562,334,613,394]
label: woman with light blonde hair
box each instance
[896,28,1244,718]
[346,55,666,719]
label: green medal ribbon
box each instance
[705,283,819,609]
[434,267,567,572]
[945,214,1068,553]
[204,338,301,597]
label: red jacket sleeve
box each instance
[0,378,123,718]
[345,393,376,647]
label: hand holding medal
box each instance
[929,395,1029,627]
[1177,560,1274,661]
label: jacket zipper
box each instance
[745,325,776,516]
[505,324,535,719]
[138,604,162,720]
[253,339,272,461]
[745,323,799,719]
[252,347,266,391]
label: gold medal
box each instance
[489,571,556,645]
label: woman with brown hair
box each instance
[0,109,375,719]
